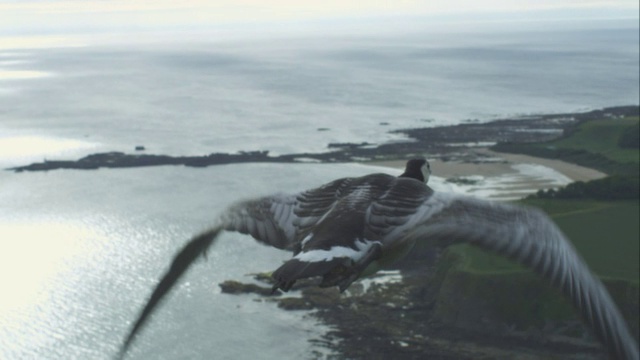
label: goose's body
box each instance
[119,159,639,360]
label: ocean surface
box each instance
[0,19,638,359]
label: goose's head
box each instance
[399,158,430,184]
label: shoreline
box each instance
[367,147,607,200]
[7,105,638,173]
[369,147,606,182]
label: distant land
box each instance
[8,105,639,173]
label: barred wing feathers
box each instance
[220,177,354,251]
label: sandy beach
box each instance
[371,149,605,180]
[369,148,606,200]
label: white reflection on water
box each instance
[0,136,96,158]
[0,135,99,167]
[0,221,97,357]
[0,221,89,312]
[0,35,87,50]
[0,70,51,80]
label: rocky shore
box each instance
[219,254,615,360]
[8,106,638,173]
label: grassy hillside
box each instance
[555,117,639,164]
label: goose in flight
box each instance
[119,159,638,359]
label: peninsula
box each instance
[9,106,638,173]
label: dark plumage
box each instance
[118,159,639,360]
[399,157,429,182]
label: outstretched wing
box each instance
[406,192,638,360]
[118,177,356,358]
[221,193,300,250]
[118,226,223,359]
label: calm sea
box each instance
[0,19,638,359]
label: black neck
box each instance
[399,168,424,182]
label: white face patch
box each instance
[294,239,380,263]
[422,161,431,184]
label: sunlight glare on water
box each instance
[0,219,105,358]
[0,164,376,359]
[0,35,87,50]
[0,222,86,310]
[0,70,51,80]
[0,135,99,166]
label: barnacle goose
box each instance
[119,158,638,360]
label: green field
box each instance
[451,199,640,283]
[434,199,639,336]
[549,117,639,164]
[493,116,639,175]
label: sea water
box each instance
[0,20,638,166]
[0,163,394,359]
[0,20,638,359]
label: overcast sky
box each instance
[1,0,638,39]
